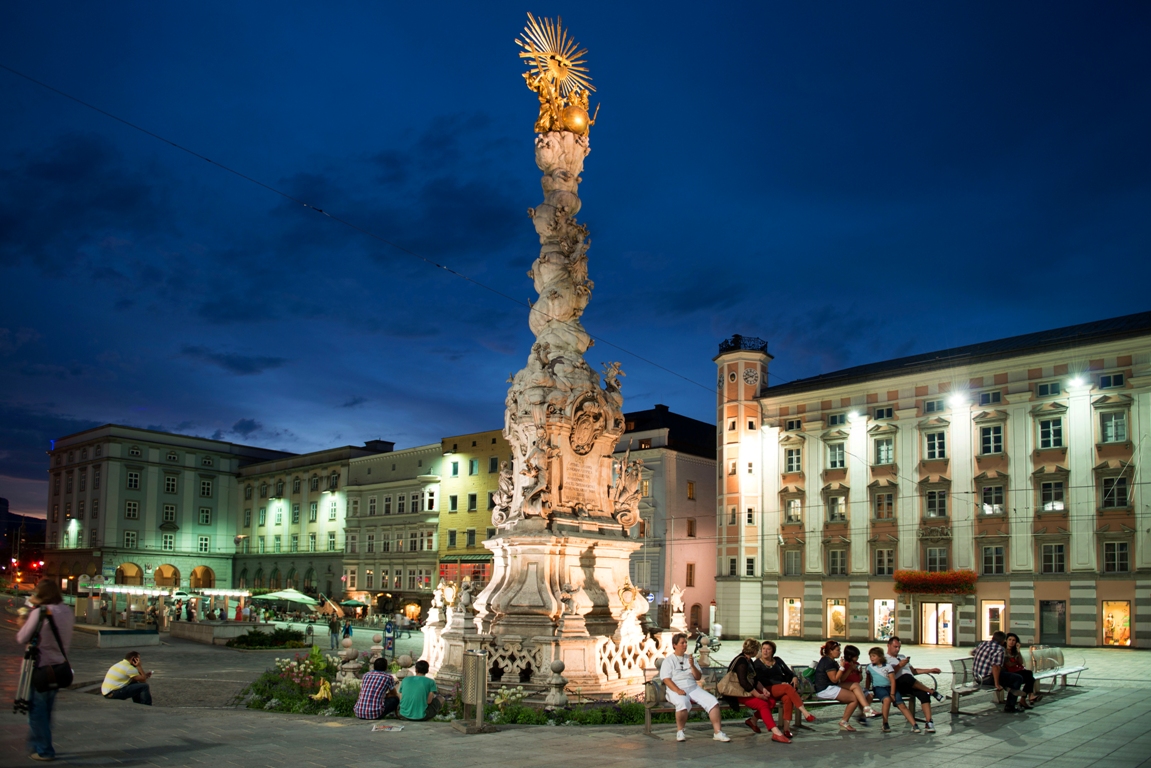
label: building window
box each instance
[292,503,300,524]
[925,432,946,460]
[785,418,802,431]
[1041,543,1065,573]
[1100,412,1128,443]
[309,502,317,522]
[397,495,406,515]
[1037,381,1061,397]
[1104,542,1130,573]
[163,504,176,523]
[201,456,213,467]
[978,391,1002,406]
[875,548,894,575]
[200,479,213,497]
[329,500,337,520]
[874,406,893,420]
[1038,418,1063,449]
[310,475,320,491]
[260,483,268,498]
[827,413,846,427]
[368,497,377,516]
[162,533,174,551]
[467,493,477,511]
[747,462,754,474]
[1100,373,1125,389]
[93,467,100,489]
[258,507,266,526]
[124,530,138,548]
[745,507,755,525]
[728,419,736,432]
[983,546,1005,575]
[686,481,696,500]
[925,490,947,518]
[328,473,339,490]
[686,563,696,587]
[686,518,696,537]
[446,495,457,513]
[78,500,85,520]
[129,446,142,457]
[91,500,98,518]
[346,534,356,554]
[828,550,847,575]
[1041,481,1065,511]
[785,448,802,473]
[729,461,737,475]
[466,529,476,547]
[1102,477,1129,508]
[783,550,802,576]
[874,493,893,520]
[487,527,496,540]
[451,461,459,477]
[308,532,316,552]
[245,485,253,500]
[924,399,945,413]
[274,508,283,525]
[488,456,499,473]
[198,507,211,525]
[981,486,1004,516]
[827,496,846,522]
[125,500,139,519]
[275,480,284,497]
[163,476,177,494]
[926,547,948,572]
[785,499,802,523]
[273,534,282,553]
[728,507,737,526]
[980,425,1003,455]
[291,533,299,552]
[728,558,737,577]
[366,570,374,590]
[874,438,894,465]
[448,530,457,548]
[126,471,140,490]
[78,470,86,492]
[745,557,756,577]
[327,531,336,551]
[468,458,479,475]
[292,477,301,493]
[828,443,845,469]
[257,536,266,553]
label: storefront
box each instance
[1102,600,1131,646]
[920,601,955,646]
[874,599,896,641]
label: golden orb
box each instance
[561,105,590,135]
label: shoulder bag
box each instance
[29,609,74,693]
[716,656,752,697]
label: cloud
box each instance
[0,327,41,355]
[180,345,287,375]
[340,396,367,408]
[0,404,102,480]
[231,418,262,437]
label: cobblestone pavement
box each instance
[5,596,1151,767]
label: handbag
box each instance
[29,609,74,693]
[717,657,752,697]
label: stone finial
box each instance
[544,659,568,708]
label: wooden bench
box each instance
[949,656,1004,715]
[642,666,740,736]
[1029,646,1088,692]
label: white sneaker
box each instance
[676,730,686,742]
[713,731,731,742]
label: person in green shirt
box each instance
[398,660,442,720]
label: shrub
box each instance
[227,628,307,649]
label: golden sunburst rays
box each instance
[516,13,594,97]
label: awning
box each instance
[439,554,493,563]
[248,588,318,605]
[340,599,368,607]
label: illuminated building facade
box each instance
[437,429,510,588]
[716,312,1151,648]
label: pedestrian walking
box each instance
[329,617,340,650]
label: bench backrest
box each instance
[1029,646,1064,672]
[950,656,975,686]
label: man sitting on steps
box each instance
[101,650,153,705]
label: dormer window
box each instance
[1100,373,1124,389]
[129,446,142,457]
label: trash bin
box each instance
[461,650,488,729]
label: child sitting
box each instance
[867,647,919,733]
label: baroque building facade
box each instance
[615,404,717,632]
[715,311,1151,648]
[436,429,510,588]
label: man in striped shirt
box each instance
[354,657,398,720]
[101,651,153,705]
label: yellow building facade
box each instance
[437,429,510,586]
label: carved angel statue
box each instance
[459,580,476,613]
[669,584,685,615]
[610,452,644,528]
[602,362,624,406]
[524,70,562,134]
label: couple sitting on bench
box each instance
[972,631,1040,712]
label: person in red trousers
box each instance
[725,638,791,743]
[754,640,817,736]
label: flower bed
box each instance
[227,628,309,649]
[893,569,978,595]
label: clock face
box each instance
[743,368,759,386]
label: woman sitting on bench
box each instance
[813,640,877,731]
[1004,633,1039,708]
[726,639,791,743]
[755,639,817,736]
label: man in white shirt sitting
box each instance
[659,633,730,743]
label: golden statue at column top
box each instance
[517,13,599,136]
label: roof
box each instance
[763,310,1151,398]
[623,404,715,460]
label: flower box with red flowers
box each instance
[893,569,978,595]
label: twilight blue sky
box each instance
[2,2,1149,516]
